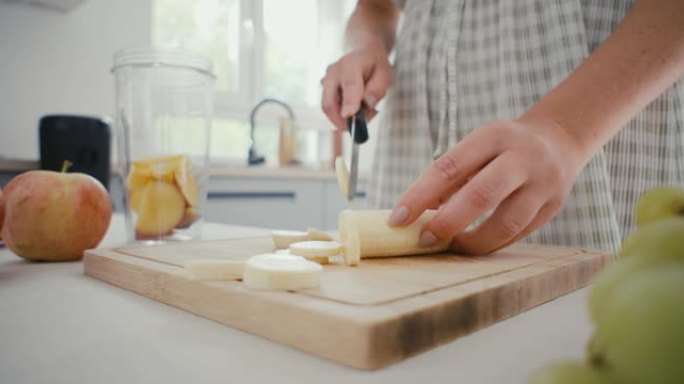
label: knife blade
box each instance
[347,105,369,203]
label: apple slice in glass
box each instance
[135,180,185,240]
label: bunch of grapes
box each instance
[529,187,684,384]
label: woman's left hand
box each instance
[387,115,588,255]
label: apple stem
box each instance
[61,160,73,173]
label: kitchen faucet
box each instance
[248,98,297,165]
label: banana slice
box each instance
[289,241,341,257]
[307,227,334,241]
[243,253,322,291]
[334,156,350,201]
[272,230,310,249]
[184,259,245,280]
[274,248,329,264]
[303,255,330,265]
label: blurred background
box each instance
[0,0,379,230]
[0,0,379,169]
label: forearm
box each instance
[345,0,400,54]
[523,0,684,164]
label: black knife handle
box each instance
[347,105,369,145]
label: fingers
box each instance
[339,64,365,118]
[363,62,392,110]
[453,189,544,254]
[322,52,393,129]
[385,117,578,255]
[505,198,566,245]
[389,129,500,226]
[419,154,527,248]
[321,73,347,131]
[365,107,379,121]
[457,195,565,254]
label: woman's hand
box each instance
[388,115,588,255]
[321,41,393,130]
[386,0,684,255]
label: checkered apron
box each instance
[367,0,684,253]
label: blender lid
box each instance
[112,47,214,77]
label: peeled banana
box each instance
[338,209,450,266]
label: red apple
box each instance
[1,169,112,261]
[0,187,5,239]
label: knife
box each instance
[347,105,369,203]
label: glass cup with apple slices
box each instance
[113,48,214,243]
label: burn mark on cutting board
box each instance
[394,296,478,356]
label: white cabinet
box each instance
[0,0,86,12]
[321,179,361,230]
[204,176,366,231]
[97,168,367,231]
[205,178,322,230]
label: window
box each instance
[154,0,357,165]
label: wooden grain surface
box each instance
[83,237,613,370]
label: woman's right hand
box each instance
[321,41,393,130]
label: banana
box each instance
[339,209,450,266]
[276,246,331,264]
[243,253,322,290]
[289,241,341,257]
[334,156,350,201]
[271,230,310,249]
[301,255,330,265]
[306,227,334,241]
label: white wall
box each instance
[0,0,151,160]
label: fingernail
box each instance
[419,231,438,248]
[340,105,354,118]
[387,206,409,226]
[364,94,377,109]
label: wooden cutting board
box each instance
[83,237,613,370]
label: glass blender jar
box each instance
[112,48,215,243]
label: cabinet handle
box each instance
[207,191,296,200]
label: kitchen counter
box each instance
[207,163,363,181]
[0,215,595,384]
[0,158,37,172]
[0,157,368,181]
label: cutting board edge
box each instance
[82,247,614,370]
[360,249,614,368]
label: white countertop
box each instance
[0,216,595,384]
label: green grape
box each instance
[586,332,607,369]
[594,266,684,384]
[589,256,651,324]
[528,361,605,384]
[620,217,684,263]
[592,217,684,322]
[635,186,684,228]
